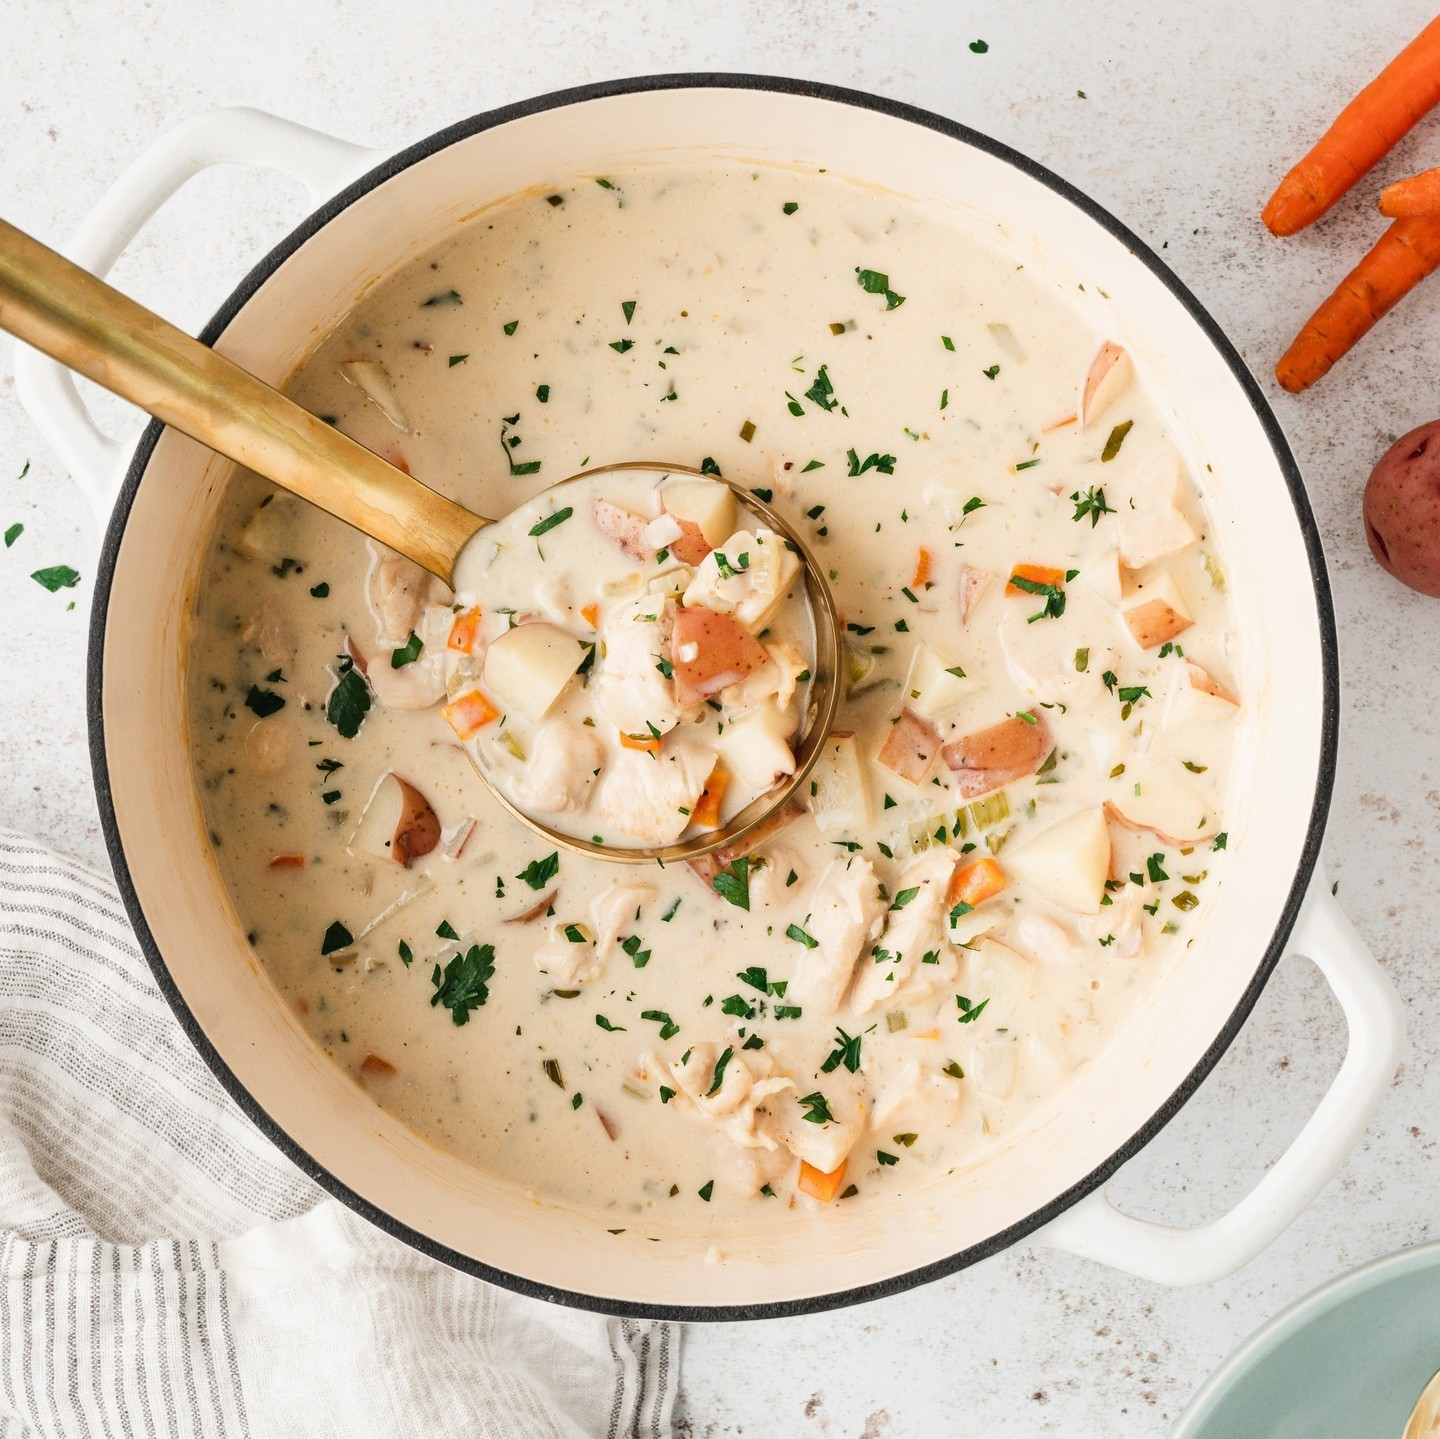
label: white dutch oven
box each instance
[15,79,1404,1319]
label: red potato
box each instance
[686,798,804,884]
[667,518,713,565]
[1363,420,1440,596]
[1187,662,1239,706]
[942,712,1052,799]
[348,773,441,866]
[671,605,769,707]
[1080,342,1133,428]
[876,708,943,783]
[592,498,651,561]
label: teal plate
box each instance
[1173,1242,1440,1438]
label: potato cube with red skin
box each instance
[666,519,713,566]
[671,605,769,707]
[958,565,992,623]
[942,711,1051,798]
[1121,571,1193,650]
[592,498,651,561]
[1080,341,1133,428]
[876,708,943,784]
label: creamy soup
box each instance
[188,163,1239,1230]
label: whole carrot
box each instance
[1275,215,1440,392]
[1380,165,1440,216]
[1263,15,1440,237]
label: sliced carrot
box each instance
[1042,412,1078,433]
[908,1029,941,1040]
[1263,16,1440,236]
[947,857,1006,910]
[619,728,662,753]
[580,602,600,627]
[268,853,306,870]
[447,606,482,654]
[440,689,499,740]
[1007,563,1066,593]
[692,763,729,828]
[797,1158,848,1203]
[1276,215,1440,391]
[911,548,933,588]
[360,1053,397,1077]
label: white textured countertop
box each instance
[3,1,1438,1432]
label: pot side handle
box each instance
[12,107,383,524]
[1035,867,1403,1286]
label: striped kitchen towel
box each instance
[0,832,677,1438]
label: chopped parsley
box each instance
[309,581,330,598]
[855,267,905,310]
[641,1009,680,1040]
[390,632,423,668]
[955,995,990,1024]
[320,921,353,955]
[821,1028,863,1074]
[326,668,371,738]
[798,1091,835,1125]
[803,364,839,412]
[846,449,896,476]
[969,37,989,52]
[982,364,1000,380]
[244,685,285,718]
[706,1046,735,1097]
[1146,853,1169,883]
[1070,486,1115,526]
[437,920,460,940]
[786,923,818,949]
[877,1150,899,1166]
[698,1180,715,1202]
[621,935,651,968]
[783,201,799,215]
[889,886,920,911]
[499,413,541,477]
[430,944,496,1025]
[594,1014,626,1032]
[398,940,413,967]
[420,288,462,308]
[503,321,519,336]
[517,852,560,890]
[3,524,21,548]
[31,565,80,592]
[1009,571,1074,622]
[622,299,637,324]
[1213,832,1228,851]
[711,856,751,910]
[448,354,468,367]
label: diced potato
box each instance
[962,938,1034,1025]
[1121,571,1193,650]
[876,708,943,784]
[969,1039,1019,1099]
[1075,548,1123,608]
[482,622,587,719]
[958,565,992,623]
[1113,456,1198,571]
[714,699,795,813]
[905,644,976,720]
[348,773,442,867]
[663,479,736,548]
[234,495,301,565]
[1003,806,1110,915]
[808,731,871,838]
[1080,341,1133,428]
[1186,661,1238,706]
[1106,757,1221,844]
[942,712,1050,776]
[672,605,769,707]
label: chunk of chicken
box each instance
[366,603,452,711]
[648,1043,795,1152]
[241,598,295,668]
[789,857,886,1014]
[851,848,959,1014]
[589,881,657,963]
[533,922,602,987]
[682,529,801,632]
[366,542,453,647]
[720,639,808,721]
[1081,883,1145,958]
[755,1046,869,1174]
[591,593,680,738]
[515,717,603,815]
[870,1059,968,1140]
[596,734,716,844]
[1112,455,1198,571]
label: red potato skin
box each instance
[667,518,713,565]
[942,712,1051,798]
[876,708,942,783]
[391,778,441,865]
[592,498,651,561]
[1364,420,1440,597]
[671,605,769,707]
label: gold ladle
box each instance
[0,216,841,864]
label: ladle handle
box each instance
[0,216,484,584]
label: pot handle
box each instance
[1035,867,1403,1285]
[12,107,382,523]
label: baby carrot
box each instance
[1263,16,1440,236]
[1007,563,1066,593]
[947,857,1006,910]
[440,689,499,740]
[1379,165,1440,217]
[1275,215,1440,392]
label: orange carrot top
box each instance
[1262,16,1440,236]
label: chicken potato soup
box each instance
[190,164,1239,1233]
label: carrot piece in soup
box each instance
[692,763,729,828]
[619,729,662,753]
[447,606,482,654]
[947,857,1006,910]
[268,853,306,870]
[1007,563,1066,593]
[440,689,499,740]
[797,1158,848,1203]
[360,1053,397,1077]
[911,548,933,588]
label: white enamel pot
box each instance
[15,79,1404,1319]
